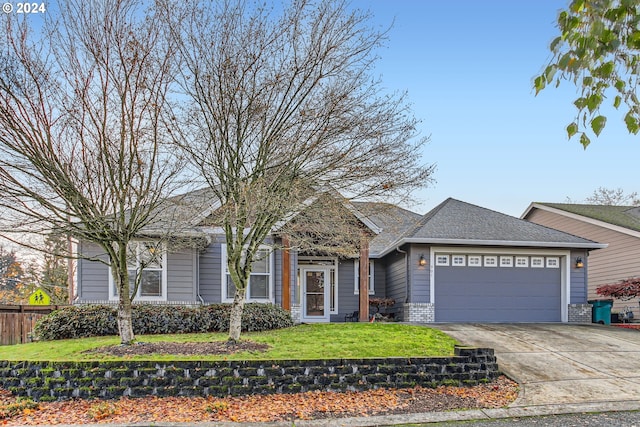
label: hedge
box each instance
[34,303,293,340]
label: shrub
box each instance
[596,277,640,300]
[34,303,293,340]
[34,305,118,340]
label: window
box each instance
[484,256,497,267]
[546,257,560,268]
[435,255,449,266]
[531,257,544,268]
[111,241,166,301]
[452,255,466,266]
[468,255,481,266]
[500,256,513,267]
[222,245,273,302]
[354,260,375,295]
[515,256,529,267]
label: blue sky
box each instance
[14,0,640,218]
[354,0,640,217]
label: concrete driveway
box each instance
[430,323,640,407]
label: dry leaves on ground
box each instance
[0,376,518,425]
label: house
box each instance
[522,203,640,314]
[75,195,605,323]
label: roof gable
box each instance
[351,202,423,255]
[524,203,640,235]
[373,198,604,257]
[409,198,600,244]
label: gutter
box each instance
[378,238,607,258]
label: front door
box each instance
[301,268,330,322]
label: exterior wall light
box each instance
[419,254,427,267]
[575,257,584,268]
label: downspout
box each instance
[195,235,212,306]
[396,246,410,303]
[196,248,204,305]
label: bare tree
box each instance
[163,0,435,342]
[585,187,640,206]
[0,1,195,344]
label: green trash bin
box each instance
[588,299,614,325]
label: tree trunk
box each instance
[114,266,135,345]
[228,287,246,344]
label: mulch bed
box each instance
[614,323,640,329]
[86,340,271,356]
[0,376,518,425]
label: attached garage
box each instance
[369,198,607,324]
[433,252,564,322]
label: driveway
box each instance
[430,323,640,407]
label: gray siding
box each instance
[570,249,588,304]
[198,242,222,303]
[331,259,358,322]
[274,249,282,306]
[372,261,386,297]
[290,251,299,305]
[410,245,431,303]
[166,250,197,302]
[77,242,110,301]
[77,241,198,303]
[383,250,407,309]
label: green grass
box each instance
[0,323,457,362]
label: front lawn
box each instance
[0,323,457,362]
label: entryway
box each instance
[300,267,330,322]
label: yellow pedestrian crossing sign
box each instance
[29,289,50,305]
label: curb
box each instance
[15,400,640,427]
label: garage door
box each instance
[434,254,562,322]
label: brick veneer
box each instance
[0,346,498,402]
[568,303,592,323]
[400,303,435,322]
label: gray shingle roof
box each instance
[534,203,640,232]
[373,198,603,255]
[351,202,423,255]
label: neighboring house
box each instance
[522,203,640,314]
[75,195,605,323]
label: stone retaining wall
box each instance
[0,346,498,402]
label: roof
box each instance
[376,198,606,257]
[523,203,640,234]
[351,202,423,255]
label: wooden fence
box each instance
[0,305,64,345]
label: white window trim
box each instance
[108,241,168,302]
[499,256,513,267]
[531,256,544,268]
[484,256,498,267]
[435,255,450,266]
[546,257,560,268]
[221,244,274,303]
[452,255,466,266]
[354,259,375,295]
[468,255,482,267]
[298,257,339,314]
[515,256,529,268]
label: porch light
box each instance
[419,254,427,267]
[575,257,584,268]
